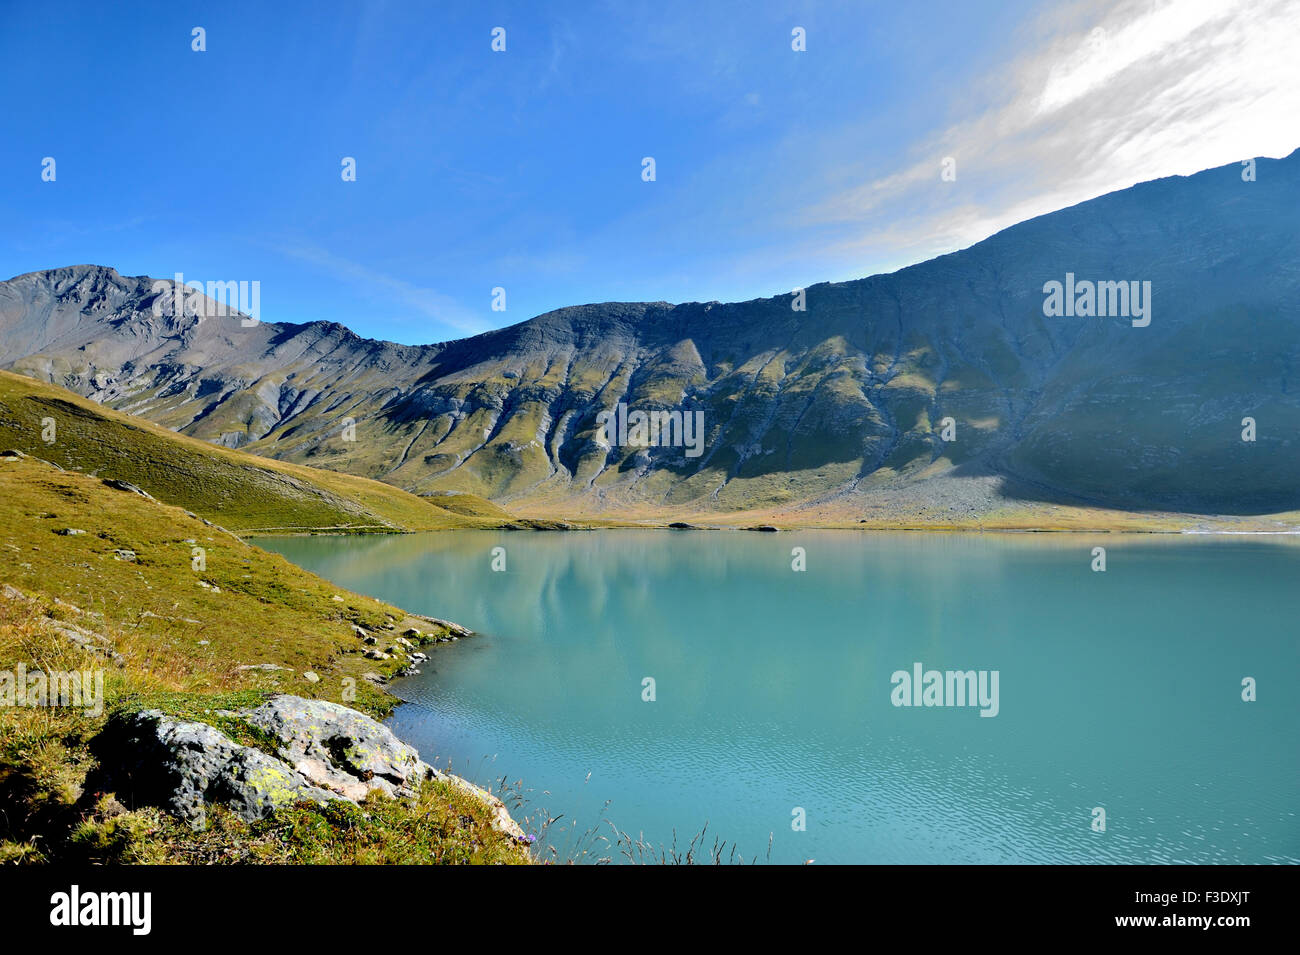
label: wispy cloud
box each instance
[274,243,486,336]
[806,0,1300,267]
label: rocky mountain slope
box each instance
[3,151,1298,521]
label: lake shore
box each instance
[280,527,1300,864]
[0,452,532,864]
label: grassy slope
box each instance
[0,383,532,862]
[0,370,513,534]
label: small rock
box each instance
[49,620,125,666]
[55,528,86,536]
[425,617,474,638]
[302,671,320,684]
[112,549,137,561]
[103,479,154,500]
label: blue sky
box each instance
[2,0,1296,344]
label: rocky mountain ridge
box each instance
[4,150,1299,521]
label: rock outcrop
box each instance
[242,696,431,803]
[87,695,527,842]
[88,710,336,828]
[0,583,124,665]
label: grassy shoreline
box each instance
[0,449,530,863]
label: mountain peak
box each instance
[3,154,1298,520]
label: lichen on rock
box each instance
[88,709,337,830]
[86,695,527,843]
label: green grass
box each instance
[55,781,528,865]
[0,369,512,534]
[0,451,530,864]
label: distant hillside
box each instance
[3,150,1298,523]
[0,371,512,533]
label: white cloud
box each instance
[808,0,1300,269]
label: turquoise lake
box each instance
[257,530,1299,864]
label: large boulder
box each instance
[243,697,525,839]
[242,696,429,802]
[87,696,527,842]
[88,710,338,829]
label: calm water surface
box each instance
[257,530,1299,864]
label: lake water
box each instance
[256,530,1299,864]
